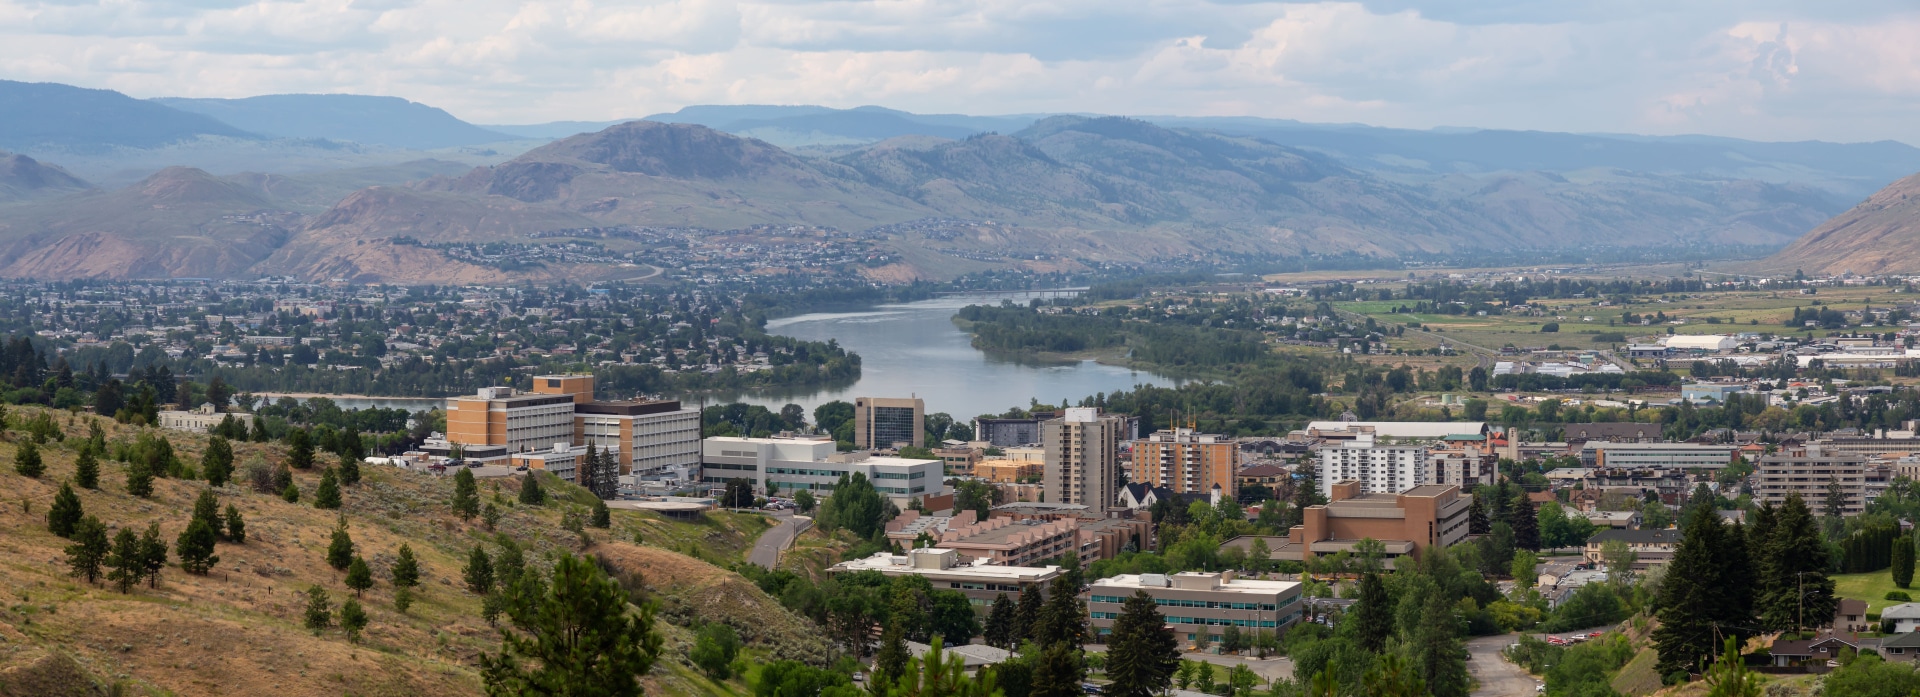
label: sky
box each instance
[4,0,1920,143]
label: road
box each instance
[748,512,810,569]
[1467,634,1537,697]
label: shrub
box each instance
[1888,591,1912,602]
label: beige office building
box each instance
[1042,407,1127,511]
[855,397,925,449]
[1757,445,1870,515]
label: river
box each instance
[717,293,1180,420]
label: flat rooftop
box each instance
[1091,573,1301,597]
[830,552,1060,582]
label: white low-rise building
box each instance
[701,435,946,507]
[157,403,253,433]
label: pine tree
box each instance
[1030,640,1086,697]
[47,480,84,538]
[1104,590,1179,697]
[1655,504,1733,675]
[1467,496,1490,535]
[1013,586,1044,644]
[288,428,314,469]
[340,597,368,643]
[1414,591,1469,697]
[281,481,301,503]
[175,517,220,574]
[327,523,355,571]
[518,473,545,506]
[394,586,415,614]
[464,544,494,594]
[14,440,42,477]
[224,504,246,543]
[304,585,332,634]
[591,499,611,528]
[338,451,361,486]
[64,515,110,584]
[984,593,1016,649]
[191,487,224,539]
[1508,493,1540,552]
[139,522,167,588]
[202,436,234,487]
[478,552,662,697]
[1033,575,1087,648]
[74,447,99,490]
[452,467,479,520]
[1759,493,1838,633]
[391,543,421,588]
[482,502,500,531]
[313,467,342,509]
[345,556,373,596]
[272,463,293,494]
[873,616,911,688]
[126,459,153,498]
[1897,536,1917,589]
[1351,571,1393,654]
[106,527,144,593]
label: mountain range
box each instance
[1,80,1919,280]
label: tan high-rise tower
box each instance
[1042,407,1126,511]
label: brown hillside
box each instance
[1757,172,1920,274]
[0,167,295,279]
[0,407,810,696]
[0,152,90,202]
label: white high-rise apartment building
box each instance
[1316,435,1431,496]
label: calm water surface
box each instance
[717,293,1179,420]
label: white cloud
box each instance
[1,0,1919,142]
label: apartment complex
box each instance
[1584,529,1680,570]
[1086,571,1302,645]
[1428,443,1498,490]
[1756,446,1870,515]
[1134,427,1240,499]
[445,375,701,477]
[1042,408,1127,511]
[1315,435,1430,496]
[701,434,946,507]
[854,397,925,449]
[1268,481,1470,562]
[975,415,1049,447]
[830,548,1060,610]
[886,510,1079,566]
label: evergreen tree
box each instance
[1896,536,1916,589]
[106,527,144,593]
[482,502,500,531]
[340,597,369,643]
[64,515,109,584]
[326,523,355,571]
[1034,575,1087,648]
[304,585,332,634]
[175,517,220,574]
[138,522,167,588]
[518,473,545,506]
[984,593,1016,649]
[13,440,42,477]
[452,467,479,519]
[1655,504,1738,675]
[591,499,611,528]
[202,436,234,487]
[1414,592,1469,697]
[1104,590,1180,697]
[47,480,83,538]
[873,615,911,688]
[272,463,293,494]
[281,481,301,503]
[313,467,342,509]
[191,487,224,539]
[1759,493,1837,633]
[74,446,99,489]
[288,428,314,469]
[464,544,494,594]
[338,451,361,486]
[1013,587,1044,644]
[1351,571,1393,654]
[392,543,421,588]
[1467,496,1490,535]
[1030,641,1086,697]
[345,556,374,596]
[224,504,246,543]
[1508,493,1540,552]
[479,552,663,697]
[250,416,269,442]
[1292,464,1325,524]
[126,459,153,498]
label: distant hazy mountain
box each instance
[0,153,91,202]
[0,80,254,152]
[154,94,519,150]
[481,121,640,140]
[642,105,1037,147]
[1754,173,1920,275]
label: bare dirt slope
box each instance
[1756,172,1920,275]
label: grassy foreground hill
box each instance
[0,406,816,697]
